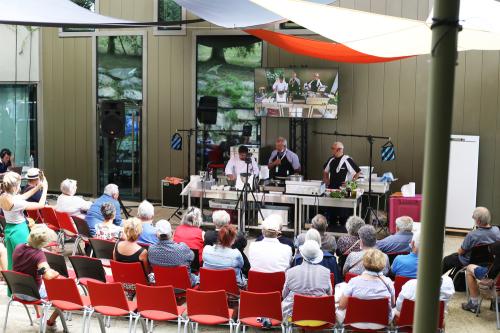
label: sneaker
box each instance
[461,300,479,313]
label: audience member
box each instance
[249,214,292,272]
[296,214,337,253]
[173,207,205,265]
[95,202,122,240]
[442,207,500,275]
[55,179,92,219]
[20,168,44,203]
[137,200,158,246]
[0,243,7,272]
[391,231,420,278]
[85,184,122,236]
[294,229,342,285]
[395,275,455,317]
[337,249,395,329]
[461,240,500,312]
[204,210,249,275]
[0,148,13,176]
[113,218,150,298]
[12,224,61,330]
[0,172,48,270]
[336,216,365,270]
[282,240,332,320]
[203,224,246,287]
[255,222,295,254]
[376,216,413,254]
[343,225,390,276]
[148,220,198,286]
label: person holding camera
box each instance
[224,145,259,182]
[21,168,46,203]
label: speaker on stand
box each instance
[197,96,218,170]
[99,100,126,186]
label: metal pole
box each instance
[414,1,460,332]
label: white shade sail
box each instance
[0,0,133,27]
[174,0,335,28]
[251,0,500,57]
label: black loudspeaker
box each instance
[100,100,125,138]
[197,96,218,125]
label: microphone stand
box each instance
[313,130,390,231]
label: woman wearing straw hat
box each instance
[282,240,332,320]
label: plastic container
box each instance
[388,194,422,233]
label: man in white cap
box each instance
[249,214,292,272]
[282,240,332,320]
[148,220,198,286]
[21,168,45,203]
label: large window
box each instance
[0,85,38,166]
[195,35,262,172]
[97,35,143,200]
[157,0,185,34]
[61,0,96,34]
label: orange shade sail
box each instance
[244,29,412,64]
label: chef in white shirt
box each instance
[272,75,288,93]
[225,145,260,181]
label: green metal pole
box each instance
[414,1,460,333]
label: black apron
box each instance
[270,151,295,178]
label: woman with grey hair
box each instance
[173,207,205,265]
[336,216,365,270]
[204,210,250,276]
[296,214,337,253]
[343,225,390,276]
[55,179,93,219]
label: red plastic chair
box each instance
[1,270,47,332]
[26,209,43,223]
[41,206,61,231]
[395,299,445,332]
[289,294,336,331]
[44,277,91,333]
[87,280,138,332]
[135,284,187,333]
[394,275,414,299]
[44,251,76,279]
[41,206,63,248]
[247,270,285,294]
[110,260,148,286]
[387,251,410,265]
[68,255,113,293]
[343,297,390,332]
[344,272,359,283]
[237,291,284,332]
[186,289,234,333]
[199,267,239,297]
[153,265,193,296]
[55,211,80,254]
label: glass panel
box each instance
[0,84,37,167]
[62,0,96,33]
[158,0,183,30]
[97,36,143,200]
[195,36,262,172]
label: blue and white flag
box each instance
[381,141,395,161]
[171,133,182,150]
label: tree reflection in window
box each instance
[158,0,183,30]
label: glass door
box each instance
[96,35,143,200]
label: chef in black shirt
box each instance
[268,137,301,179]
[322,142,361,227]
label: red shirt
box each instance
[173,224,204,264]
[12,244,46,288]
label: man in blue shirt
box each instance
[137,200,158,245]
[391,231,420,278]
[85,184,122,236]
[376,216,413,254]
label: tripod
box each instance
[313,130,390,231]
[234,158,264,231]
